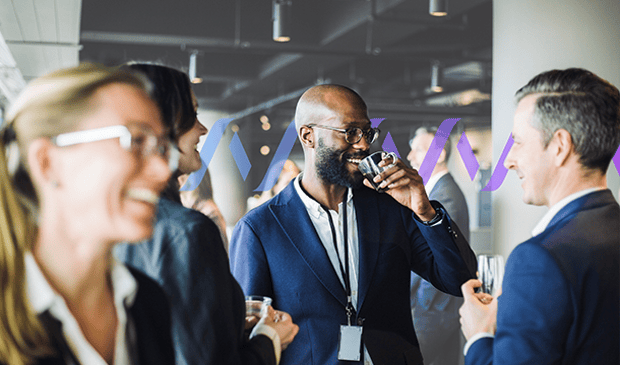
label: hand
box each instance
[245,315,259,331]
[260,306,299,351]
[363,158,436,221]
[459,279,499,340]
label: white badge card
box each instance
[338,325,363,361]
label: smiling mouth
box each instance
[126,188,160,205]
[347,158,362,164]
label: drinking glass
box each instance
[477,254,505,297]
[245,295,272,317]
[358,151,398,192]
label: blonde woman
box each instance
[0,63,177,365]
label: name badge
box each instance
[338,325,363,361]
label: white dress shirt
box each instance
[26,253,137,365]
[294,175,374,364]
[530,188,602,237]
[424,170,449,195]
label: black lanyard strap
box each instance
[298,181,358,325]
[320,192,356,325]
[323,200,350,297]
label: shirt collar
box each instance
[531,187,604,237]
[294,174,353,218]
[425,170,449,195]
[26,253,138,315]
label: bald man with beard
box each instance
[230,84,476,365]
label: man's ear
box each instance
[299,125,315,148]
[26,138,57,188]
[551,129,574,167]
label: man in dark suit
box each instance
[459,68,620,365]
[230,84,477,365]
[408,127,470,365]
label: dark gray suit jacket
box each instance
[116,198,276,365]
[411,172,470,365]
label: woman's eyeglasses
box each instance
[306,124,380,144]
[52,125,179,171]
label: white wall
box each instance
[196,109,247,228]
[492,0,620,260]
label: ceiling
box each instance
[78,0,493,127]
[1,0,492,176]
[0,0,81,106]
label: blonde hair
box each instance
[0,62,151,365]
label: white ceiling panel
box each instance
[0,0,81,92]
[34,0,59,43]
[0,0,23,40]
[8,43,50,79]
[11,0,41,42]
[57,0,82,42]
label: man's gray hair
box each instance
[515,68,620,173]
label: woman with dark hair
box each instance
[115,63,298,365]
[0,63,176,365]
[122,63,207,201]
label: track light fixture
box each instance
[272,0,292,42]
[429,0,447,17]
[430,61,443,93]
[189,51,202,84]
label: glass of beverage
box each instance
[358,151,398,192]
[477,254,505,297]
[245,295,272,318]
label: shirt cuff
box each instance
[250,323,281,364]
[463,332,494,356]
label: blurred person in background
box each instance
[178,170,228,252]
[0,63,175,365]
[407,126,469,365]
[247,160,301,212]
[115,63,298,365]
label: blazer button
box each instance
[357,318,365,326]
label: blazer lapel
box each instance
[354,188,381,312]
[38,311,80,365]
[269,184,348,307]
[547,190,612,229]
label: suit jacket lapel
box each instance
[269,184,348,307]
[38,311,80,365]
[547,190,612,229]
[354,188,381,312]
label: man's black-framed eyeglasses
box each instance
[306,124,380,144]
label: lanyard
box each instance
[320,192,356,326]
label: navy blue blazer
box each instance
[230,182,477,365]
[410,172,470,365]
[466,190,620,365]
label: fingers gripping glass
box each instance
[51,125,179,171]
[306,124,380,144]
